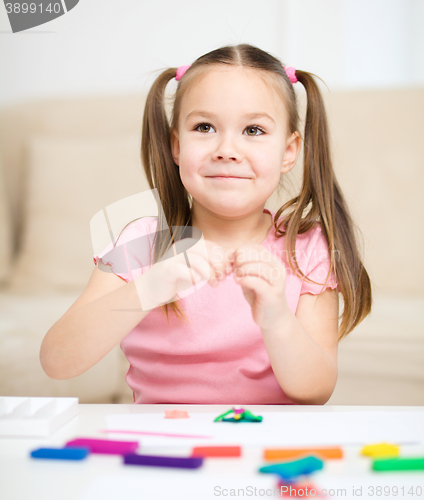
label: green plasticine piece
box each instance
[241,409,262,421]
[214,408,263,423]
[222,417,262,422]
[372,457,424,472]
[222,414,263,423]
[259,456,324,481]
[213,409,234,422]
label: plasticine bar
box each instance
[30,447,89,460]
[124,453,203,469]
[361,443,399,458]
[264,447,343,460]
[66,438,139,455]
[191,446,241,457]
[278,480,322,496]
[372,457,424,472]
[259,456,324,481]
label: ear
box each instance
[281,131,301,174]
[170,128,180,166]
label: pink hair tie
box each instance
[175,65,191,81]
[284,66,297,84]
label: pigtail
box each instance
[141,68,192,323]
[277,70,372,340]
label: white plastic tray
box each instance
[0,397,79,437]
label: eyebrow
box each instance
[185,111,276,124]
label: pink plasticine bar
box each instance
[65,438,139,455]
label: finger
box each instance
[202,240,227,281]
[187,248,228,287]
[179,238,233,285]
[210,245,236,278]
[192,239,231,283]
[233,247,285,279]
[185,253,212,284]
[234,274,268,297]
[233,245,282,268]
[175,239,215,285]
[233,261,285,287]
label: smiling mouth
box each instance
[207,176,250,179]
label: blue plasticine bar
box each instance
[124,453,203,469]
[30,447,90,460]
[259,456,324,480]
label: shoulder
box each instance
[115,216,158,245]
[292,220,324,244]
[267,215,329,271]
[295,223,332,277]
[267,211,324,252]
[93,216,158,267]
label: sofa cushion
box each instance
[0,290,131,403]
[328,294,424,405]
[8,134,150,292]
[0,155,13,285]
[0,95,148,263]
[324,88,424,295]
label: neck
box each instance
[190,203,273,249]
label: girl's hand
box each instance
[231,243,290,331]
[134,238,232,311]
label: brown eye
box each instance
[196,123,214,133]
[245,126,264,136]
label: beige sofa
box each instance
[0,88,423,405]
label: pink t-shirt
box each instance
[93,209,338,405]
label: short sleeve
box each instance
[297,225,339,296]
[92,217,157,283]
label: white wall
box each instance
[280,0,424,90]
[0,0,423,107]
[0,0,282,106]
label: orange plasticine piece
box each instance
[264,447,343,460]
[164,410,189,419]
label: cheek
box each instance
[180,141,204,165]
[178,158,200,191]
[251,148,279,174]
[179,156,198,179]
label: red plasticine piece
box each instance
[278,481,327,498]
[191,446,241,457]
[164,410,189,419]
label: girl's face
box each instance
[171,66,300,219]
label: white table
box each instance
[1,404,423,500]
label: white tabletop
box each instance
[1,404,424,500]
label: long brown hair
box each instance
[140,43,372,340]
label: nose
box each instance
[212,134,241,162]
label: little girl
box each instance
[40,44,372,405]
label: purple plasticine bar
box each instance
[66,438,139,455]
[124,453,203,469]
